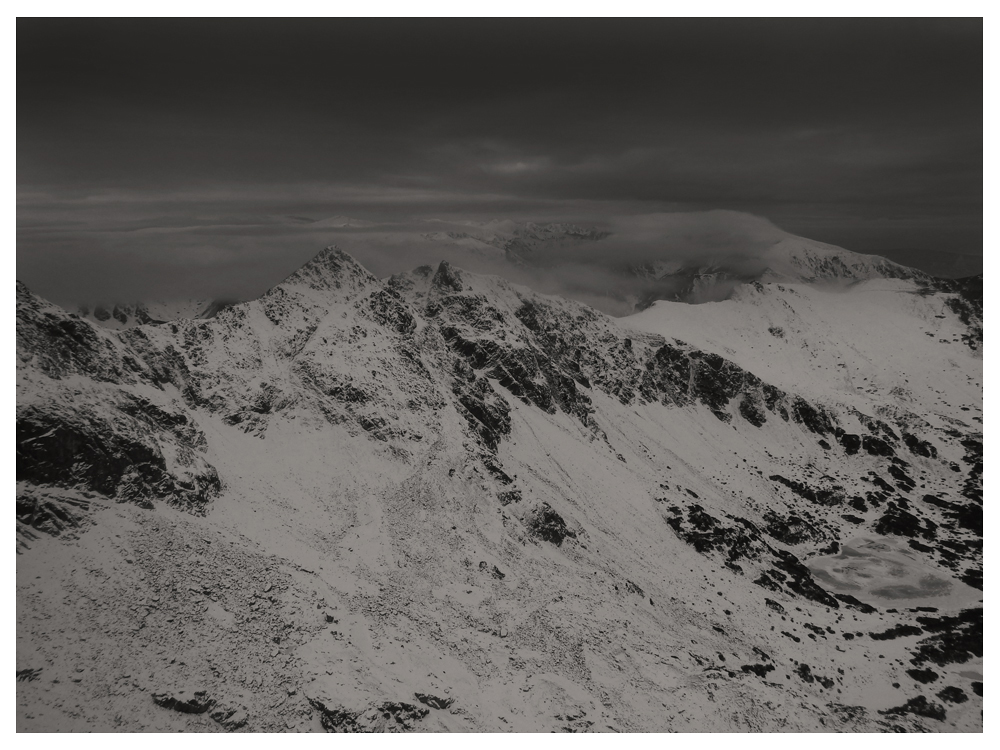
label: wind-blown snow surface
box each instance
[16,247,982,732]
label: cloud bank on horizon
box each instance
[17,18,982,308]
[16,187,799,313]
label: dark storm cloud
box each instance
[17,18,982,305]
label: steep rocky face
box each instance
[928,275,983,350]
[16,246,982,732]
[16,283,222,519]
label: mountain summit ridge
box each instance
[16,245,982,732]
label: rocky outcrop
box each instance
[663,503,840,608]
[16,399,220,514]
[879,696,946,722]
[308,698,430,733]
[928,274,982,350]
[152,689,248,730]
[527,503,576,546]
[414,692,454,709]
[152,688,216,714]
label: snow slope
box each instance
[16,247,982,732]
[624,279,980,416]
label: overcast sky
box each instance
[18,18,982,306]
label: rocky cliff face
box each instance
[16,247,982,732]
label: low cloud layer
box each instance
[14,186,805,315]
[18,19,981,309]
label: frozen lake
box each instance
[807,535,983,610]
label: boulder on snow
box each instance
[151,688,215,714]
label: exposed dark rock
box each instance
[452,372,511,451]
[870,624,923,641]
[309,698,430,733]
[664,504,838,608]
[936,686,967,704]
[909,609,982,667]
[953,503,982,536]
[960,568,983,590]
[839,433,862,454]
[414,693,454,710]
[861,435,895,457]
[770,550,840,608]
[833,594,877,614]
[874,503,936,541]
[790,398,836,435]
[870,473,895,494]
[527,503,576,546]
[958,436,983,504]
[921,492,982,537]
[879,695,946,722]
[930,274,982,349]
[497,490,522,506]
[16,404,220,514]
[665,505,767,561]
[762,510,824,545]
[17,283,129,383]
[739,395,767,427]
[357,288,416,335]
[906,668,939,684]
[480,452,514,485]
[887,463,917,493]
[741,663,775,678]
[441,326,593,427]
[827,704,869,724]
[795,664,835,689]
[769,474,844,506]
[624,580,645,596]
[152,689,216,714]
[16,489,92,540]
[210,704,249,730]
[902,432,937,458]
[431,260,465,293]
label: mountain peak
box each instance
[276,245,378,296]
[431,260,464,293]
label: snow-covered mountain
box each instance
[296,215,936,313]
[76,299,234,330]
[628,236,929,307]
[16,246,982,732]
